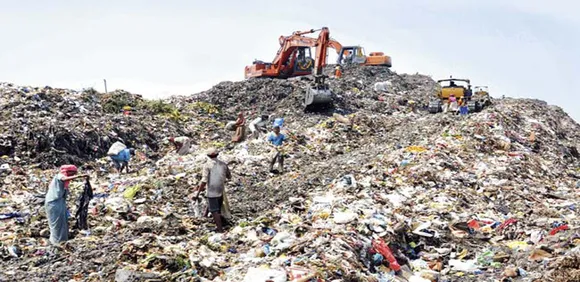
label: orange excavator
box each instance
[244,28,341,79]
[245,27,335,109]
[244,29,391,80]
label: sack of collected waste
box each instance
[107,141,126,156]
[222,192,232,219]
[273,118,284,128]
[225,121,237,131]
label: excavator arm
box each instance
[244,27,336,110]
[304,27,333,110]
[313,27,330,76]
[270,28,341,71]
[245,28,342,79]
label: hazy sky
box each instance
[1,0,578,121]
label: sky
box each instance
[0,0,578,121]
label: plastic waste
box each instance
[373,239,401,271]
[243,267,286,282]
[548,223,569,235]
[449,259,479,272]
[104,197,131,213]
[373,81,392,92]
[333,211,357,224]
[191,198,203,218]
[273,118,284,128]
[262,227,277,236]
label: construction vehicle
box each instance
[428,77,491,113]
[304,28,333,110]
[244,28,342,79]
[474,86,490,97]
[244,30,391,80]
[473,86,492,108]
[244,27,334,109]
[336,46,392,67]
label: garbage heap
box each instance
[1,66,580,282]
[171,65,435,118]
[0,83,210,169]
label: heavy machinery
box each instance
[336,46,392,67]
[244,28,342,79]
[244,30,391,79]
[428,77,491,113]
[244,27,335,109]
[474,86,490,97]
[304,28,333,110]
[473,85,492,108]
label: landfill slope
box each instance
[0,85,195,169]
[0,66,579,282]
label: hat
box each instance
[60,165,78,175]
[206,147,219,156]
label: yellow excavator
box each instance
[428,77,492,113]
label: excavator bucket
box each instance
[305,86,332,107]
[304,76,333,110]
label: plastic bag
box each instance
[222,192,232,219]
[273,118,284,128]
[243,267,286,282]
[373,81,392,92]
[191,198,203,218]
[107,141,126,156]
[123,185,142,200]
[225,121,237,131]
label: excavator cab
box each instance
[338,46,365,65]
[337,46,392,67]
[291,47,315,76]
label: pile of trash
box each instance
[172,65,435,121]
[1,66,579,282]
[0,83,203,169]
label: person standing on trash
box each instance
[231,112,246,143]
[249,114,269,139]
[169,136,192,155]
[408,100,417,113]
[334,65,342,78]
[446,94,458,113]
[459,99,469,116]
[267,126,288,173]
[194,148,231,233]
[109,147,135,174]
[45,165,89,245]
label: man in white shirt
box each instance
[249,114,269,139]
[169,136,192,155]
[195,148,231,233]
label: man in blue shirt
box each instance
[267,126,287,173]
[110,148,135,174]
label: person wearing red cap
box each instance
[45,165,89,245]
